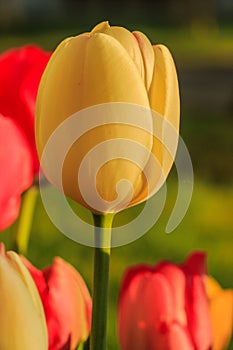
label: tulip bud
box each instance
[22,256,92,350]
[36,21,179,214]
[0,244,48,350]
[205,276,233,350]
[118,252,212,350]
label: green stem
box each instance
[90,213,114,350]
[14,185,38,255]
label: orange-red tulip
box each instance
[23,256,92,350]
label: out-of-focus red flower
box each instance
[118,252,212,350]
[0,115,33,230]
[0,45,50,230]
[22,256,92,350]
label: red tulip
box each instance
[0,45,50,230]
[0,115,33,230]
[22,256,92,350]
[118,252,212,350]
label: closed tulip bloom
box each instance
[205,276,233,350]
[0,244,48,350]
[23,256,92,350]
[36,21,179,213]
[118,252,212,350]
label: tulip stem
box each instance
[14,185,38,255]
[90,213,114,350]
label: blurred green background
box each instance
[0,0,233,349]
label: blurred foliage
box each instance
[1,24,233,67]
[0,0,232,31]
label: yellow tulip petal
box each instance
[66,33,152,212]
[149,44,180,119]
[36,33,89,156]
[205,276,233,350]
[209,290,233,350]
[99,26,145,81]
[0,254,48,350]
[36,32,153,212]
[132,45,180,205]
[7,251,47,334]
[92,24,154,89]
[91,21,110,33]
[84,32,149,105]
[133,31,155,90]
[205,275,222,299]
[149,44,180,177]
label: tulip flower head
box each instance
[0,244,48,350]
[22,256,92,350]
[36,21,179,215]
[118,252,212,350]
[0,46,51,230]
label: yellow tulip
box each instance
[36,21,179,213]
[0,244,48,350]
[205,276,233,350]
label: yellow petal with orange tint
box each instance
[210,290,233,350]
[132,44,180,206]
[206,276,233,350]
[205,275,222,298]
[133,31,155,90]
[101,26,144,81]
[149,44,180,178]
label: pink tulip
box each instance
[0,45,51,230]
[22,256,92,350]
[118,252,212,350]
